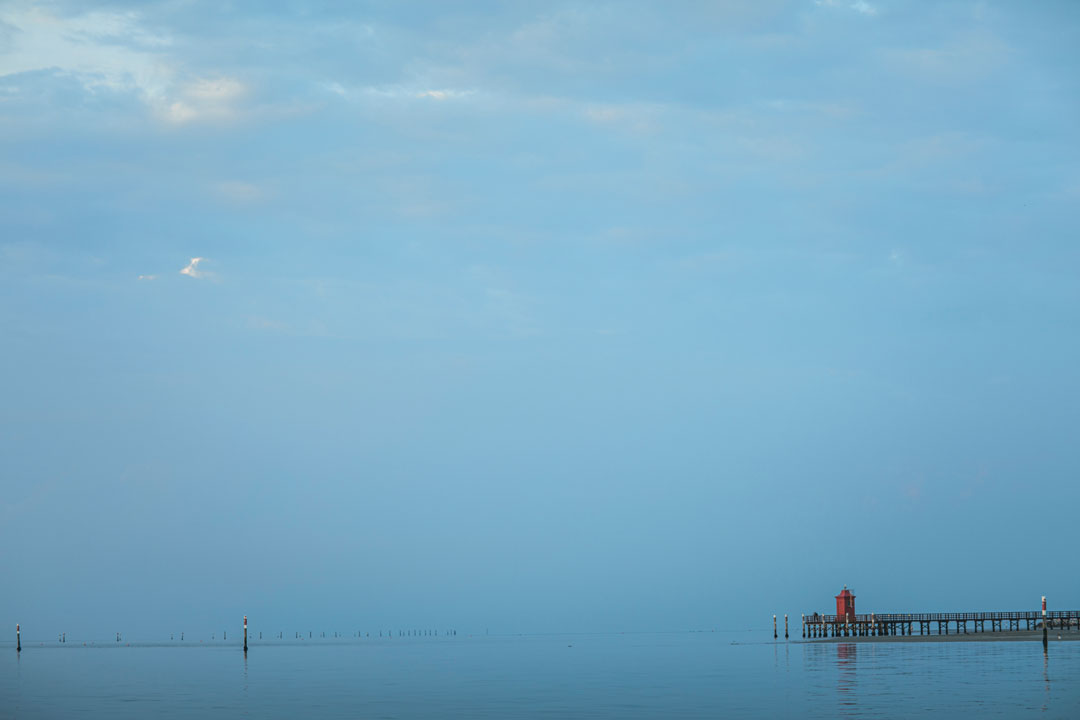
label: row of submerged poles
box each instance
[14,619,460,651]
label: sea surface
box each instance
[2,631,1078,718]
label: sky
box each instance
[1,0,1079,640]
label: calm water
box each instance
[2,632,1078,718]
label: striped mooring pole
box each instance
[1042,596,1048,649]
[244,615,248,652]
[16,624,20,653]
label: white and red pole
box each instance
[16,624,20,653]
[243,615,248,652]
[1042,596,1048,648]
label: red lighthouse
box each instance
[836,585,856,622]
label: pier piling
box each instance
[244,615,248,653]
[773,615,777,640]
[784,615,788,640]
[16,624,20,653]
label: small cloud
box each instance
[815,0,877,16]
[180,257,207,278]
[324,82,475,103]
[415,89,474,101]
[185,77,245,102]
[215,180,263,204]
[156,76,248,125]
[137,274,157,281]
[323,81,348,97]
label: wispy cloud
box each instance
[179,257,208,278]
[0,4,247,125]
[214,180,263,204]
[160,76,247,125]
[322,82,475,103]
[137,274,157,281]
[815,0,878,16]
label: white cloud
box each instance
[179,257,207,278]
[137,274,157,281]
[323,82,475,103]
[415,89,473,101]
[0,3,246,125]
[158,76,248,125]
[814,0,877,16]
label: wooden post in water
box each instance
[243,615,248,653]
[773,615,777,639]
[784,614,788,640]
[16,624,20,653]
[801,614,805,638]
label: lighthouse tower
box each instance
[835,585,856,622]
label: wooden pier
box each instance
[802,610,1080,638]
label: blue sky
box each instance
[2,0,1079,638]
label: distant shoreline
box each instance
[800,630,1080,643]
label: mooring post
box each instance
[1042,596,1048,649]
[773,615,777,640]
[244,615,248,653]
[801,614,806,638]
[784,615,788,640]
[16,624,20,653]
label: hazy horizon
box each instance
[2,1,1079,640]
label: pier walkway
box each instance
[802,611,1080,638]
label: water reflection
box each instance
[836,643,858,714]
[1043,646,1049,711]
